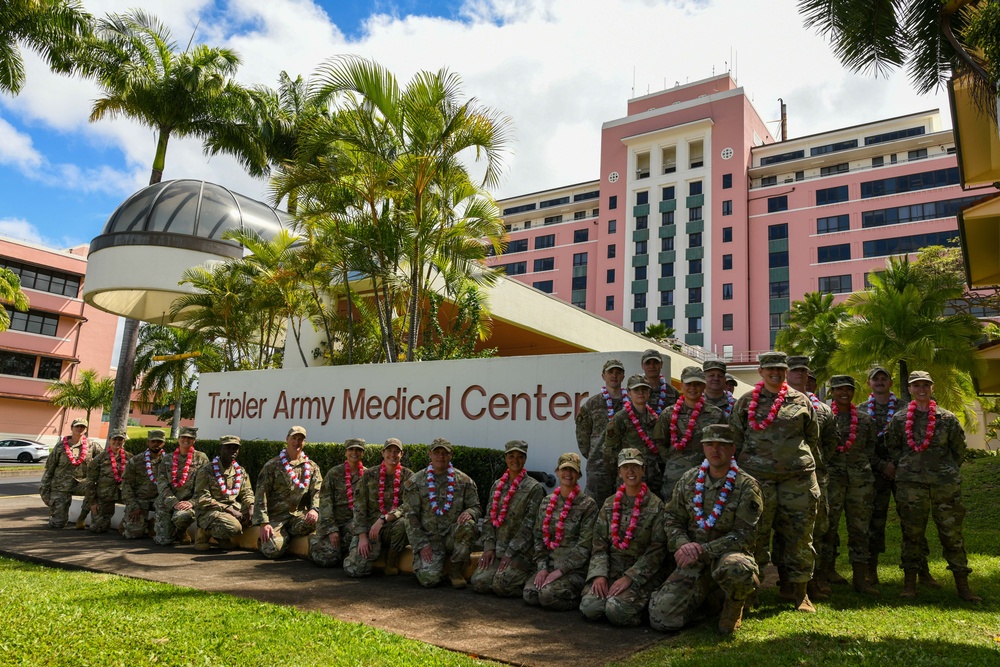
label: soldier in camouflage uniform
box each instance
[254,425,323,559]
[819,375,878,595]
[575,359,625,507]
[472,440,545,596]
[606,375,664,498]
[86,429,128,533]
[121,430,166,539]
[653,366,726,500]
[153,426,209,546]
[580,448,665,626]
[649,424,762,635]
[887,371,980,603]
[193,435,254,550]
[39,418,99,529]
[311,438,367,567]
[730,351,821,613]
[865,366,906,586]
[524,452,598,611]
[636,349,680,414]
[403,438,481,588]
[344,438,413,577]
[703,359,735,419]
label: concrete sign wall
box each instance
[196,351,654,479]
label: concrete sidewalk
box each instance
[0,495,666,666]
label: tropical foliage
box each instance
[0,267,30,332]
[47,368,114,427]
[0,0,90,96]
[775,291,849,386]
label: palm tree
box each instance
[47,368,114,428]
[643,323,676,341]
[0,0,91,96]
[74,9,252,435]
[775,291,849,386]
[0,267,30,331]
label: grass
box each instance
[126,425,160,440]
[0,559,499,667]
[613,456,1000,666]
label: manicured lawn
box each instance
[126,425,160,440]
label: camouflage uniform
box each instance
[403,465,481,587]
[253,453,323,559]
[652,401,726,499]
[605,408,663,499]
[310,462,364,567]
[193,458,254,543]
[887,404,971,575]
[576,391,624,506]
[627,376,680,416]
[579,489,666,626]
[153,448,210,545]
[343,463,414,577]
[730,385,820,582]
[820,407,876,566]
[705,392,735,419]
[471,472,545,597]
[648,463,763,632]
[121,450,163,539]
[39,437,100,528]
[85,447,127,533]
[868,396,899,557]
[523,491,599,611]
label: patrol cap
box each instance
[430,437,453,453]
[868,366,891,380]
[703,359,727,373]
[147,429,166,442]
[758,351,789,369]
[179,426,198,438]
[641,349,662,363]
[681,366,706,384]
[71,418,88,428]
[504,439,529,455]
[786,355,811,371]
[829,374,856,389]
[908,370,934,384]
[344,437,366,450]
[382,437,403,451]
[219,435,241,447]
[725,373,738,385]
[626,374,652,390]
[617,447,644,467]
[556,452,582,473]
[287,425,307,438]
[602,359,625,373]
[701,424,735,445]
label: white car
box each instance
[0,439,51,463]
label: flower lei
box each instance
[623,375,668,413]
[345,461,365,510]
[601,386,618,420]
[669,396,705,452]
[625,401,659,454]
[109,447,126,483]
[490,468,527,528]
[280,449,312,490]
[807,392,822,411]
[62,435,88,466]
[905,400,937,453]
[611,482,648,550]
[693,458,739,530]
[542,484,580,550]
[747,381,789,431]
[831,402,858,452]
[868,392,897,437]
[212,456,243,497]
[378,463,402,515]
[144,449,158,483]
[427,464,456,516]
[171,447,195,488]
[725,391,735,418]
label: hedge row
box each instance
[123,439,516,508]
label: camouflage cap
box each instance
[703,359,727,372]
[71,418,88,428]
[701,424,735,444]
[617,447,644,467]
[786,355,811,371]
[725,373,738,385]
[602,359,625,373]
[868,366,891,380]
[681,366,706,384]
[829,374,856,389]
[147,429,166,442]
[109,429,127,440]
[179,426,198,438]
[219,435,241,446]
[641,349,663,363]
[626,374,652,390]
[382,437,403,451]
[908,370,934,384]
[344,437,366,450]
[504,439,529,455]
[287,425,307,438]
[556,452,582,473]
[758,351,789,369]
[430,437,453,453]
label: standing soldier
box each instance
[653,366,725,500]
[154,426,209,546]
[820,375,878,595]
[575,359,626,506]
[606,375,664,498]
[703,360,735,418]
[311,438,367,567]
[344,438,413,577]
[121,430,166,539]
[524,452,599,611]
[254,425,323,559]
[649,424,762,635]
[887,371,980,603]
[726,374,739,393]
[193,435,254,551]
[86,429,128,534]
[403,438,481,588]
[730,351,820,613]
[472,440,545,597]
[631,349,679,415]
[39,418,99,529]
[580,448,665,627]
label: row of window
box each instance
[756,126,925,169]
[0,260,82,298]
[0,351,63,380]
[3,307,60,337]
[759,147,937,188]
[816,230,960,262]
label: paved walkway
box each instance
[0,495,666,666]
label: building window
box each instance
[662,186,675,200]
[608,219,617,233]
[532,280,553,293]
[662,237,674,251]
[635,266,647,280]
[607,269,615,283]
[5,309,59,337]
[689,259,702,274]
[524,221,531,229]
[38,357,62,380]
[636,215,649,230]
[572,276,587,290]
[767,195,788,213]
[722,283,733,300]
[689,181,703,196]
[1,261,81,298]
[593,208,600,217]
[609,195,617,210]
[661,211,675,226]
[574,229,589,243]
[722,227,733,243]
[761,175,777,186]
[633,321,646,333]
[498,261,527,275]
[769,251,789,268]
[722,173,732,189]
[503,203,536,215]
[661,291,673,306]
[860,167,959,199]
[722,200,732,216]
[636,191,649,205]
[540,196,569,208]
[795,171,804,181]
[816,185,850,206]
[689,232,702,248]
[818,275,853,294]
[636,241,648,255]
[606,295,614,311]
[574,211,586,220]
[533,257,554,272]
[722,254,732,270]
[574,299,587,309]
[817,214,850,234]
[722,314,734,330]
[634,293,647,308]
[817,243,852,263]
[760,150,805,166]
[819,163,850,176]
[573,252,588,266]
[661,263,674,277]
[863,231,960,258]
[768,223,789,240]
[769,313,786,330]
[688,287,702,303]
[544,214,563,224]
[864,126,924,145]
[861,195,986,228]
[770,280,790,298]
[811,139,858,156]
[688,207,703,222]
[0,351,37,377]
[908,148,928,161]
[607,244,616,259]
[507,239,528,253]
[872,156,884,168]
[688,317,703,334]
[535,234,555,249]
[661,318,674,329]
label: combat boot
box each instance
[194,528,210,551]
[776,566,794,600]
[384,550,400,576]
[179,529,193,545]
[75,516,87,530]
[446,559,467,589]
[825,563,849,585]
[807,578,830,601]
[954,573,982,603]
[718,597,744,635]
[919,567,943,589]
[866,555,880,586]
[852,562,879,595]
[792,583,815,613]
[900,570,918,599]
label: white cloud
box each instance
[0,217,46,244]
[0,117,45,172]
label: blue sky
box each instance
[0,0,951,252]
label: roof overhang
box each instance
[948,74,1000,189]
[974,339,1000,395]
[958,193,1000,288]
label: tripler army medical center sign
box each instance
[196,350,649,479]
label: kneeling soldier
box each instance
[40,418,98,529]
[86,429,128,533]
[121,430,166,539]
[312,438,367,567]
[193,435,254,550]
[154,426,209,545]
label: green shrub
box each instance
[964,447,997,461]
